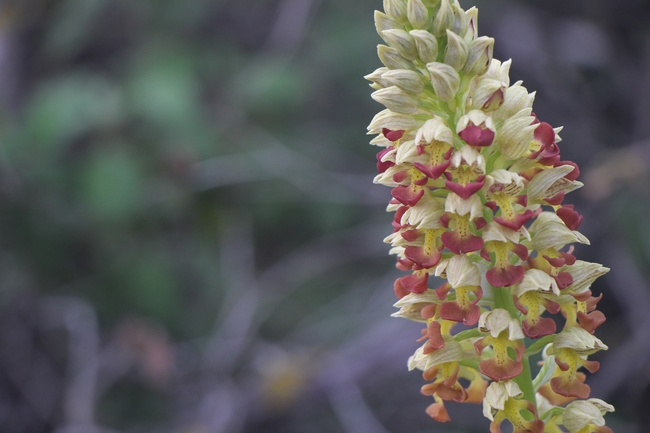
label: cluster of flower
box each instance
[366,0,615,431]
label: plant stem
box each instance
[492,285,537,406]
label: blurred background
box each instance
[0,0,648,432]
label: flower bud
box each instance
[407,0,429,29]
[426,62,460,102]
[444,30,469,71]
[432,0,453,37]
[471,78,505,111]
[378,44,414,70]
[384,0,408,22]
[410,30,439,63]
[372,86,419,114]
[367,108,416,134]
[375,10,401,42]
[464,36,494,76]
[464,7,479,42]
[381,69,425,94]
[382,29,418,60]
[450,1,468,37]
[364,67,391,89]
[497,108,537,159]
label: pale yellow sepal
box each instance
[367,108,416,134]
[483,381,523,420]
[562,398,614,432]
[401,192,445,229]
[478,308,524,339]
[553,326,608,355]
[515,269,561,297]
[446,254,481,287]
[415,117,454,145]
[496,108,537,159]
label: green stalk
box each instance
[492,286,537,407]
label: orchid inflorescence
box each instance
[366,0,615,431]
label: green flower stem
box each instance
[492,286,537,407]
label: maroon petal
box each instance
[577,310,606,334]
[441,231,484,254]
[557,205,583,230]
[435,282,453,300]
[401,229,419,242]
[423,320,446,353]
[511,243,529,261]
[396,257,414,271]
[544,191,565,206]
[399,273,429,294]
[543,255,566,267]
[555,160,580,181]
[392,185,424,206]
[413,160,451,179]
[486,264,525,287]
[392,206,408,229]
[445,180,485,199]
[494,210,534,231]
[405,245,442,269]
[523,316,556,339]
[550,376,590,399]
[393,278,410,299]
[439,302,480,326]
[382,128,405,142]
[555,272,573,290]
[458,124,495,147]
[479,354,523,382]
[561,251,577,265]
[515,195,528,207]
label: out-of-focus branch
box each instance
[41,297,99,427]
